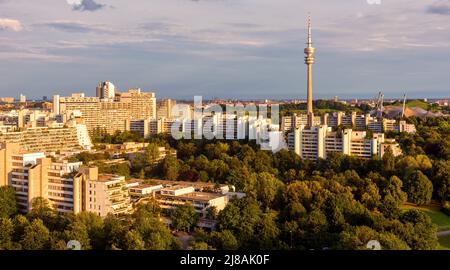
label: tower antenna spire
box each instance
[307,14,312,47]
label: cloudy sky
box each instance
[1,0,450,100]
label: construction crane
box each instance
[401,93,407,118]
[375,91,384,119]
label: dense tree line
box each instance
[0,193,180,250]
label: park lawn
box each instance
[402,203,450,232]
[438,235,450,250]
[405,100,430,110]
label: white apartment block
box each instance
[288,125,402,160]
[282,112,416,135]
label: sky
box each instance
[1,0,450,100]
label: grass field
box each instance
[405,100,430,110]
[438,235,450,250]
[402,203,450,231]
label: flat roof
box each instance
[168,192,225,202]
[161,185,193,191]
[95,174,124,182]
[131,184,163,190]
[127,178,228,189]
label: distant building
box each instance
[399,121,417,134]
[287,125,402,160]
[96,81,116,101]
[119,88,157,120]
[0,97,14,103]
[0,124,91,154]
[19,94,26,103]
[157,99,177,119]
[57,89,157,135]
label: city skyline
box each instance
[1,0,450,99]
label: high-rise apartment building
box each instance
[58,95,101,132]
[0,144,84,214]
[56,89,156,135]
[157,99,177,119]
[1,145,131,216]
[99,101,131,134]
[96,81,116,101]
[119,88,157,120]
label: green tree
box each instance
[403,170,433,205]
[205,142,229,160]
[133,199,162,219]
[187,241,215,250]
[103,214,130,249]
[50,231,68,250]
[75,212,105,249]
[400,210,439,250]
[432,160,450,202]
[145,143,161,166]
[382,147,396,173]
[0,186,18,218]
[20,219,50,250]
[64,221,91,250]
[178,142,197,161]
[27,197,58,230]
[255,172,284,209]
[209,230,238,250]
[216,203,241,232]
[135,215,181,250]
[170,203,199,232]
[254,212,281,250]
[0,218,14,249]
[162,155,180,180]
[124,230,146,250]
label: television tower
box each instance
[304,15,315,127]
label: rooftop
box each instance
[95,174,125,183]
[127,178,226,190]
[132,184,163,190]
[170,192,225,202]
[161,185,193,192]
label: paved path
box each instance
[437,230,450,237]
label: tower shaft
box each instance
[304,16,315,127]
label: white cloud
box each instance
[0,18,22,31]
